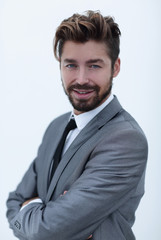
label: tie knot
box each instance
[66,118,77,132]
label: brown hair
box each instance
[54,10,121,68]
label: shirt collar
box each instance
[72,94,114,130]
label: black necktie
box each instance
[49,118,77,183]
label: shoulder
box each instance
[97,108,148,158]
[48,112,71,127]
[42,112,71,140]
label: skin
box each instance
[60,40,120,115]
[22,40,120,239]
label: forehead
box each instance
[61,40,110,61]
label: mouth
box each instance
[72,88,95,99]
[73,89,94,94]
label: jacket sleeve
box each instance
[6,118,56,222]
[6,160,38,222]
[7,128,148,240]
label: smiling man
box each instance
[6,11,148,240]
[61,40,120,114]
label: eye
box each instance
[66,64,78,69]
[89,65,101,69]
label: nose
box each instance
[76,67,89,85]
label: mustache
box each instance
[68,84,100,91]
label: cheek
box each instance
[61,71,69,86]
[63,76,70,87]
[98,75,112,90]
[92,72,109,86]
[62,71,76,88]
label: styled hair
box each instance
[54,10,121,68]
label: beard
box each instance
[62,78,113,113]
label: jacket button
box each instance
[14,220,21,230]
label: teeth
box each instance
[79,91,87,94]
[74,89,92,94]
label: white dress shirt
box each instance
[63,94,114,154]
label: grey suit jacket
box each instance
[6,96,148,240]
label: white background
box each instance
[0,0,160,239]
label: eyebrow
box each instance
[63,58,104,64]
[86,59,104,64]
[63,59,77,63]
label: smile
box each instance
[73,88,94,94]
[72,89,95,99]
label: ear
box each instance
[113,58,121,78]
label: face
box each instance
[60,40,120,115]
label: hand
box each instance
[87,235,92,239]
[22,197,40,207]
[62,191,92,240]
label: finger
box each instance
[87,234,92,239]
[60,191,67,197]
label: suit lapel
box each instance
[46,117,99,202]
[46,96,122,202]
[41,113,71,197]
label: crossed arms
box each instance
[6,128,148,240]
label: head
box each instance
[53,11,121,115]
[54,10,121,69]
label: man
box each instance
[6,10,148,240]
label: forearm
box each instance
[20,197,42,211]
[6,191,25,222]
[6,160,38,221]
[9,190,102,240]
